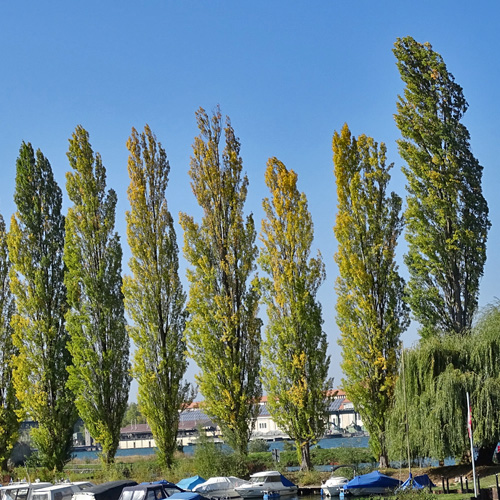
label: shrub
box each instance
[248,440,270,453]
[193,434,247,478]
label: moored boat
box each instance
[193,477,249,498]
[321,476,349,497]
[342,471,401,496]
[234,471,297,498]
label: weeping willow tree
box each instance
[388,301,500,465]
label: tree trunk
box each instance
[379,453,388,468]
[300,441,311,471]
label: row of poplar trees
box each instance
[334,36,495,469]
[0,113,331,470]
[0,34,495,475]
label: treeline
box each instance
[0,34,496,475]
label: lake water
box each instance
[71,435,369,461]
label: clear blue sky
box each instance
[1,2,499,400]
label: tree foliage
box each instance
[122,403,146,427]
[388,301,500,465]
[124,125,192,468]
[259,157,331,471]
[65,126,130,464]
[0,213,19,470]
[393,36,490,337]
[333,124,409,468]
[180,106,261,456]
[8,143,76,471]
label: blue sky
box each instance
[1,2,499,399]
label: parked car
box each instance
[72,481,137,500]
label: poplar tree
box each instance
[393,36,490,337]
[259,158,331,471]
[7,143,76,471]
[124,125,192,468]
[65,126,130,464]
[0,213,19,470]
[333,124,409,468]
[180,106,261,457]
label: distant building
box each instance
[117,391,365,450]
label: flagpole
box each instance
[467,392,477,498]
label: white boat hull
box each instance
[321,477,349,497]
[236,487,297,499]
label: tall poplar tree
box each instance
[180,106,261,457]
[333,124,409,468]
[393,36,490,337]
[124,125,192,468]
[8,143,76,471]
[0,213,19,470]
[259,158,331,471]
[65,126,130,464]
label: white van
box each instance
[0,482,53,500]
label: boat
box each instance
[0,481,53,500]
[176,477,206,492]
[118,484,170,500]
[72,480,138,500]
[398,473,435,491]
[31,483,93,500]
[321,476,349,496]
[234,471,297,498]
[342,471,401,496]
[169,493,209,500]
[193,477,249,498]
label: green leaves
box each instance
[389,303,500,463]
[180,106,261,457]
[333,124,408,467]
[394,36,490,337]
[123,125,192,468]
[8,142,76,471]
[65,126,130,465]
[259,158,331,471]
[0,213,19,470]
